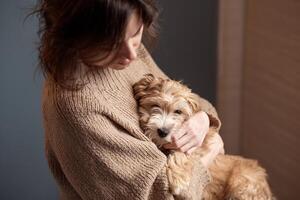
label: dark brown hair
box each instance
[33,0,159,90]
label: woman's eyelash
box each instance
[133,25,143,37]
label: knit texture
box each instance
[42,44,221,200]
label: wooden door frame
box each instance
[216,0,246,154]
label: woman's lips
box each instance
[118,58,131,65]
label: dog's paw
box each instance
[167,167,191,195]
[167,153,193,195]
[170,180,190,195]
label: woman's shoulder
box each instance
[42,75,147,141]
[138,44,168,79]
[41,44,168,126]
[42,71,140,120]
[42,78,104,120]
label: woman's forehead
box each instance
[124,11,143,40]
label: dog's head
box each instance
[133,74,201,147]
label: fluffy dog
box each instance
[133,74,273,200]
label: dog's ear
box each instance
[186,93,202,113]
[133,74,162,101]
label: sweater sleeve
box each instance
[138,44,168,79]
[50,99,175,200]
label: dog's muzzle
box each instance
[157,128,169,138]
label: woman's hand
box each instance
[163,111,210,155]
[200,134,224,167]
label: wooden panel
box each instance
[242,0,300,199]
[217,0,246,154]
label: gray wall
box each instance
[0,0,218,199]
[153,0,219,104]
[0,0,59,199]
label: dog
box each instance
[133,74,274,200]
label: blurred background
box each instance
[0,0,299,199]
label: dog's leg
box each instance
[167,151,193,196]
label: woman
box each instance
[35,0,224,199]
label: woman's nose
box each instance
[120,42,138,61]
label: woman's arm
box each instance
[137,44,222,195]
[140,44,222,154]
[200,133,224,168]
[48,106,173,200]
[47,87,213,200]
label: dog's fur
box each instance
[133,74,273,200]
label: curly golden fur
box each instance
[133,74,274,200]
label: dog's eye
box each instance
[174,110,182,114]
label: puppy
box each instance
[133,74,274,200]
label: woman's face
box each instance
[94,11,144,70]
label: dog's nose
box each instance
[157,128,169,138]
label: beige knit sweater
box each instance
[42,45,221,200]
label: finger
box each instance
[163,143,176,149]
[187,146,197,155]
[174,133,194,148]
[179,140,197,153]
[219,147,225,154]
[171,124,187,141]
[198,131,207,146]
